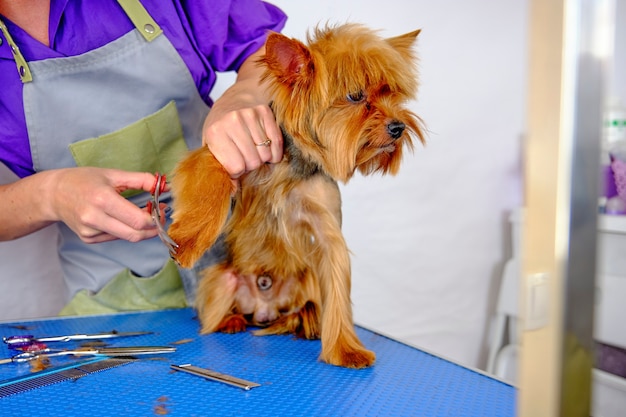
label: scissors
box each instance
[3,331,153,349]
[0,346,176,364]
[147,172,179,257]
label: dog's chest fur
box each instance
[225,133,342,274]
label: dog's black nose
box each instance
[387,120,405,139]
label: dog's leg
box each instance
[254,300,320,339]
[169,147,235,268]
[216,314,248,333]
[317,229,376,368]
[297,199,374,368]
[295,300,321,339]
[287,178,374,368]
[195,264,242,334]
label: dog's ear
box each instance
[196,265,240,334]
[386,29,421,54]
[263,32,314,86]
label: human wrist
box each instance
[36,169,64,222]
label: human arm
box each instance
[0,167,162,243]
[201,46,283,179]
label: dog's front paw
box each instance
[320,332,376,368]
[216,314,247,333]
[321,345,376,369]
[254,301,321,339]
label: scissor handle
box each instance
[2,345,175,365]
[3,335,35,348]
[10,349,55,363]
[11,351,37,363]
[150,172,167,197]
[9,348,102,362]
[4,334,89,347]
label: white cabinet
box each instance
[594,215,626,417]
[596,215,626,349]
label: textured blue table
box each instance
[0,308,515,416]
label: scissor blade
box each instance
[39,331,153,343]
[90,331,154,340]
[91,346,176,356]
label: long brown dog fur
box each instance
[168,24,424,368]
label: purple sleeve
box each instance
[181,0,287,72]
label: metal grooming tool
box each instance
[0,357,136,398]
[148,172,179,256]
[3,331,153,349]
[170,364,261,390]
[1,346,176,364]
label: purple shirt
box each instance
[0,0,287,178]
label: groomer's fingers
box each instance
[80,202,170,244]
[100,171,171,239]
[257,105,283,164]
[107,170,161,195]
[203,104,283,178]
[224,105,275,171]
[208,132,249,178]
[71,211,158,244]
[243,104,282,164]
[74,193,158,244]
[47,168,167,244]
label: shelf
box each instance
[598,214,626,234]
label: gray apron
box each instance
[0,0,210,314]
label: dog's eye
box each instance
[257,275,273,291]
[346,90,366,103]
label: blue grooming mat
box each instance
[0,308,515,416]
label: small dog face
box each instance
[197,263,322,340]
[260,24,424,182]
[233,272,297,326]
[169,24,424,368]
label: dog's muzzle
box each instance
[387,120,405,140]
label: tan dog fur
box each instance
[169,24,424,368]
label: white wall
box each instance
[0,0,528,370]
[611,1,626,104]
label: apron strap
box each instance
[0,0,161,85]
[116,0,163,42]
[0,18,33,83]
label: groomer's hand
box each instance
[48,167,162,244]
[202,46,283,179]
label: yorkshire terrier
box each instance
[168,24,424,368]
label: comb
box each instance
[170,363,261,390]
[0,357,136,398]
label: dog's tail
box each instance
[169,147,235,268]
